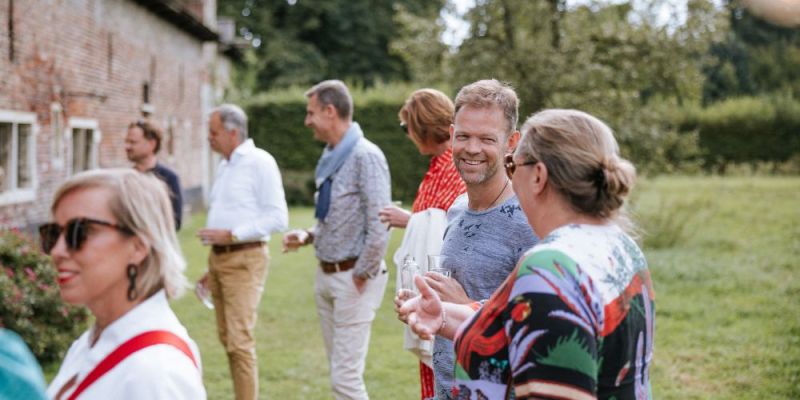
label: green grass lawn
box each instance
[168,176,799,399]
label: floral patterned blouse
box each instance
[453,224,655,400]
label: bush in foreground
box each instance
[0,229,88,364]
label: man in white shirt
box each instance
[196,104,288,400]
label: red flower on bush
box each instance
[24,267,37,282]
[1,228,89,364]
[511,301,531,322]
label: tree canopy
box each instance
[218,0,444,92]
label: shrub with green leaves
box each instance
[0,229,88,364]
[245,84,430,205]
[679,95,800,170]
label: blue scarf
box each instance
[314,122,363,222]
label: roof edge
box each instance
[131,0,218,42]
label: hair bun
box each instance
[603,157,635,199]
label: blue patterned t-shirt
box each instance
[433,194,538,400]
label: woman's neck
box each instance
[88,293,142,346]
[532,193,607,238]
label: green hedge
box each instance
[246,97,429,205]
[680,95,800,168]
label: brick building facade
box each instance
[0,0,234,228]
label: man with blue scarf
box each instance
[283,80,391,400]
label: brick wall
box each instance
[0,0,221,228]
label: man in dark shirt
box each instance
[125,120,183,230]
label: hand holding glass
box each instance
[195,279,214,309]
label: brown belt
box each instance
[211,241,264,254]
[319,258,358,274]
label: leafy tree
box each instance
[218,0,444,91]
[703,0,800,103]
[448,0,720,172]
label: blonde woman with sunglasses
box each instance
[42,169,205,399]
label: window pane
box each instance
[83,129,93,170]
[72,128,85,173]
[17,124,32,188]
[0,123,11,191]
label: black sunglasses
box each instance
[399,123,409,135]
[39,218,134,254]
[504,154,537,179]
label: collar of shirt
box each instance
[429,148,453,172]
[86,291,174,357]
[223,139,256,167]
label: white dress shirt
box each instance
[46,291,206,399]
[206,139,289,241]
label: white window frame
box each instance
[67,118,102,175]
[0,110,38,206]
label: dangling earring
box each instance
[127,264,139,301]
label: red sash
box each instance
[66,330,197,400]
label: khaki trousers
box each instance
[208,245,269,400]
[314,263,388,400]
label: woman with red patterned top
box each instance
[379,89,466,399]
[380,89,466,224]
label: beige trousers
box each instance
[208,245,269,400]
[314,263,388,400]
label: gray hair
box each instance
[52,168,188,299]
[212,104,248,141]
[304,80,353,120]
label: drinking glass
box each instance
[399,256,420,295]
[427,254,451,278]
[195,279,214,309]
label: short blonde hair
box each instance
[51,169,187,299]
[399,88,454,145]
[454,79,518,134]
[516,109,636,219]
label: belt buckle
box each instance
[334,261,343,272]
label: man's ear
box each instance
[146,138,158,154]
[506,130,521,152]
[228,128,241,141]
[323,103,338,119]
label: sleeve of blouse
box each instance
[505,250,600,400]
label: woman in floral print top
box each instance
[398,109,654,400]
